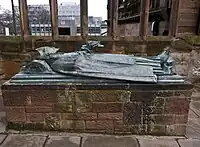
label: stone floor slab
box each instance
[138,138,179,147]
[186,118,200,139]
[0,112,6,133]
[178,139,200,147]
[45,136,81,147]
[186,126,200,139]
[188,109,199,118]
[82,136,139,147]
[0,134,7,145]
[1,134,47,147]
[190,102,200,117]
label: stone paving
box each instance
[0,81,200,146]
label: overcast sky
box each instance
[1,0,107,20]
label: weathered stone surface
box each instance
[188,109,199,118]
[26,113,45,123]
[145,106,164,114]
[186,118,200,138]
[123,103,142,125]
[166,124,186,136]
[75,92,93,113]
[174,90,192,97]
[56,90,74,103]
[149,114,175,125]
[27,90,57,105]
[82,136,139,147]
[147,124,166,135]
[86,120,113,130]
[178,139,200,147]
[190,101,200,117]
[6,107,26,122]
[138,138,179,147]
[76,90,131,102]
[175,115,188,124]
[1,134,46,147]
[25,106,53,113]
[76,113,97,120]
[0,134,7,144]
[131,91,154,102]
[2,61,21,79]
[60,120,85,130]
[0,111,6,133]
[2,84,192,134]
[98,113,123,120]
[46,136,80,147]
[45,113,61,130]
[92,103,123,113]
[53,103,73,113]
[3,90,28,106]
[165,98,190,114]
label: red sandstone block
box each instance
[45,113,62,120]
[6,107,26,122]
[113,120,128,132]
[62,113,74,120]
[2,90,28,106]
[166,124,186,136]
[27,90,57,105]
[98,113,123,120]
[174,90,192,97]
[26,106,53,113]
[77,113,97,120]
[74,120,85,130]
[165,98,190,114]
[149,114,175,125]
[77,90,131,102]
[53,103,73,113]
[148,124,166,135]
[86,120,113,130]
[27,113,45,123]
[92,102,123,113]
[60,120,85,130]
[175,115,188,124]
[155,90,174,97]
[62,113,97,120]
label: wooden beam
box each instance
[107,0,112,36]
[111,0,119,38]
[109,0,119,52]
[18,0,29,40]
[169,0,181,37]
[11,0,17,35]
[80,0,88,41]
[139,0,150,40]
[197,8,200,35]
[49,0,58,39]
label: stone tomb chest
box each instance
[2,42,193,135]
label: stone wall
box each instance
[2,83,192,135]
[118,21,167,36]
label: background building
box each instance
[14,2,107,36]
[114,0,200,36]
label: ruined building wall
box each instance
[177,0,200,35]
[118,21,167,36]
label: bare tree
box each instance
[0,5,21,35]
[28,6,50,24]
